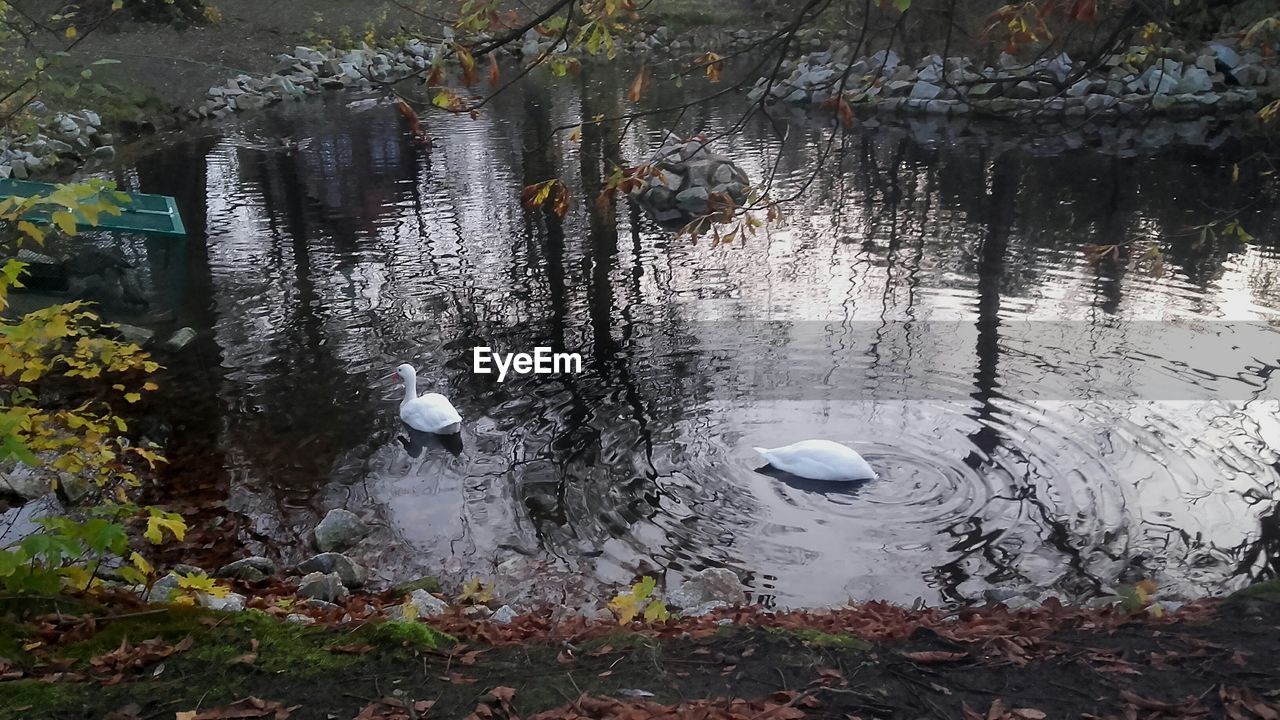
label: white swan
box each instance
[393,363,461,434]
[752,440,877,482]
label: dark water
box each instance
[94,66,1280,609]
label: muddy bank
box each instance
[2,580,1279,719]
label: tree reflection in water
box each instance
[108,71,1280,608]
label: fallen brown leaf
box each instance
[901,650,969,664]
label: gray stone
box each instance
[683,601,728,617]
[298,552,368,588]
[644,186,675,210]
[1067,78,1092,97]
[1008,81,1053,99]
[883,80,914,97]
[0,461,50,501]
[92,146,115,160]
[198,591,246,612]
[667,567,745,610]
[463,605,492,620]
[303,598,342,611]
[984,587,1021,604]
[783,89,809,104]
[11,159,28,179]
[1046,52,1073,82]
[867,49,900,74]
[917,65,942,84]
[909,81,942,100]
[1084,93,1118,113]
[405,588,448,616]
[294,46,326,63]
[285,613,316,625]
[1231,65,1267,86]
[966,82,1001,99]
[79,110,101,127]
[492,605,518,624]
[1207,42,1241,69]
[1142,65,1180,95]
[1195,55,1217,73]
[163,327,197,351]
[56,115,79,135]
[216,556,277,582]
[888,65,916,82]
[235,94,267,112]
[674,186,710,212]
[296,571,348,603]
[56,473,93,505]
[149,573,183,603]
[313,508,369,552]
[1175,67,1212,94]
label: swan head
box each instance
[391,363,417,383]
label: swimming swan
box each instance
[392,363,462,434]
[752,440,877,482]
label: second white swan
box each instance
[393,363,462,434]
[752,440,877,482]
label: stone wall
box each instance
[749,39,1280,120]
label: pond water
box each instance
[93,65,1280,609]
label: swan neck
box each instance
[401,374,418,403]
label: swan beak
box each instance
[390,373,400,381]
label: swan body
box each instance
[752,440,877,482]
[393,363,461,434]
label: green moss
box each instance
[0,680,90,720]
[1232,578,1280,603]
[363,620,454,649]
[389,575,442,596]
[765,627,872,650]
[51,607,359,675]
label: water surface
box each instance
[100,67,1280,608]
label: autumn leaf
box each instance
[456,43,478,86]
[487,52,501,87]
[426,62,446,87]
[698,52,723,83]
[627,65,650,103]
[550,181,570,218]
[901,650,969,664]
[143,509,187,544]
[836,97,855,129]
[52,210,78,236]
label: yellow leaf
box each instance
[17,221,45,244]
[65,25,77,39]
[130,551,154,576]
[125,392,141,403]
[144,512,187,544]
[642,600,670,622]
[143,382,158,391]
[52,211,77,236]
